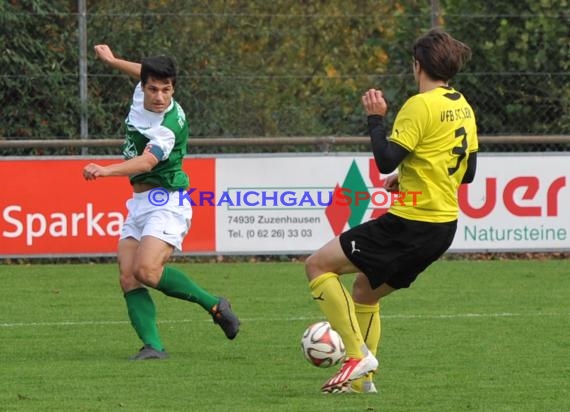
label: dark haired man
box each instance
[83,45,240,360]
[304,28,477,393]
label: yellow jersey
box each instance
[389,86,478,222]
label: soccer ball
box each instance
[301,321,346,368]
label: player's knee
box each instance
[119,271,138,291]
[352,275,379,304]
[352,280,369,303]
[133,262,161,287]
[304,253,323,280]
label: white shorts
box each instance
[120,189,192,251]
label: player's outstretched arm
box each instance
[94,44,141,79]
[83,152,158,180]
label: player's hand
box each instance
[94,44,115,64]
[362,88,388,116]
[383,174,399,192]
[83,163,107,181]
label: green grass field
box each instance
[0,260,568,412]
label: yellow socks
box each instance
[354,302,381,356]
[351,302,381,392]
[309,272,365,359]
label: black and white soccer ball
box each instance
[301,321,346,368]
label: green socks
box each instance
[124,288,164,351]
[156,266,219,312]
[124,267,219,351]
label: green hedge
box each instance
[1,0,568,148]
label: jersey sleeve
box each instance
[389,95,428,152]
[131,82,144,109]
[141,126,175,161]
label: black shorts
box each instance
[339,213,457,289]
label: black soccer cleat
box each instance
[129,344,168,361]
[211,297,240,340]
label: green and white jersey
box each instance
[122,82,189,190]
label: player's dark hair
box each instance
[140,55,177,86]
[412,28,472,82]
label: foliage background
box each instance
[1,0,569,149]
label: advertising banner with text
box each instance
[215,154,569,253]
[0,158,215,256]
[1,154,568,256]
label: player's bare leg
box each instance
[119,237,168,360]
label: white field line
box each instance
[0,311,567,328]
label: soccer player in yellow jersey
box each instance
[305,29,477,393]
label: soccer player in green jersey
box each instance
[83,45,240,360]
[305,29,477,393]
